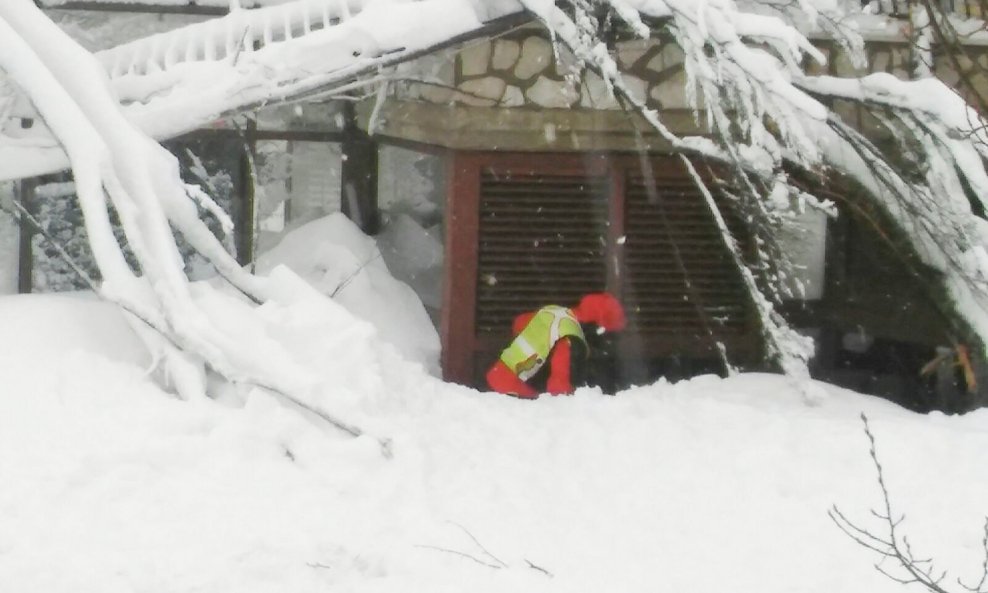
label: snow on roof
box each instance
[38,0,292,8]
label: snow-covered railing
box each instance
[96,0,364,77]
[864,0,986,19]
[0,0,522,180]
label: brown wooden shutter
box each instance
[476,171,609,331]
[474,170,609,375]
[621,166,754,358]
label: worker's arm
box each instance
[545,338,574,395]
[486,361,539,398]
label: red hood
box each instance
[572,292,626,332]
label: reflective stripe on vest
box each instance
[499,305,586,382]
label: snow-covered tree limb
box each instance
[528,0,988,399]
[0,0,388,446]
[0,0,529,181]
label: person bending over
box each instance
[486,292,626,398]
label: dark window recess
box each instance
[475,172,609,335]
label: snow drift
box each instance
[2,212,988,593]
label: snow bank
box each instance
[3,294,988,593]
[0,292,150,369]
[0,243,987,593]
[256,212,440,375]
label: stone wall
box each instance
[378,28,988,151]
[403,30,690,111]
[401,27,988,110]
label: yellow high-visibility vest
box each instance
[499,305,586,381]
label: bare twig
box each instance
[449,521,508,568]
[414,544,505,570]
[960,519,988,592]
[330,252,382,298]
[306,562,332,570]
[525,558,553,577]
[830,413,988,593]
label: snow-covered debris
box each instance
[256,212,441,375]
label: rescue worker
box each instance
[486,292,626,398]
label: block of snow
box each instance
[256,214,440,374]
[0,292,150,369]
[377,214,444,312]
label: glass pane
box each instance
[376,145,445,328]
[254,140,342,255]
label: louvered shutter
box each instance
[446,153,761,389]
[474,171,609,374]
[622,169,754,355]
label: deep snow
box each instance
[2,215,988,593]
[3,2,988,589]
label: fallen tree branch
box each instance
[2,197,392,458]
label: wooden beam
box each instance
[441,152,481,385]
[236,118,257,267]
[340,102,379,234]
[16,180,36,294]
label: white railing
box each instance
[864,0,986,19]
[95,0,366,78]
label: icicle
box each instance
[184,31,197,63]
[262,11,273,46]
[204,20,217,61]
[302,4,312,35]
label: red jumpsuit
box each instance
[486,292,626,398]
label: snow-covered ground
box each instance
[2,214,988,593]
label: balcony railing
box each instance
[864,0,987,19]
